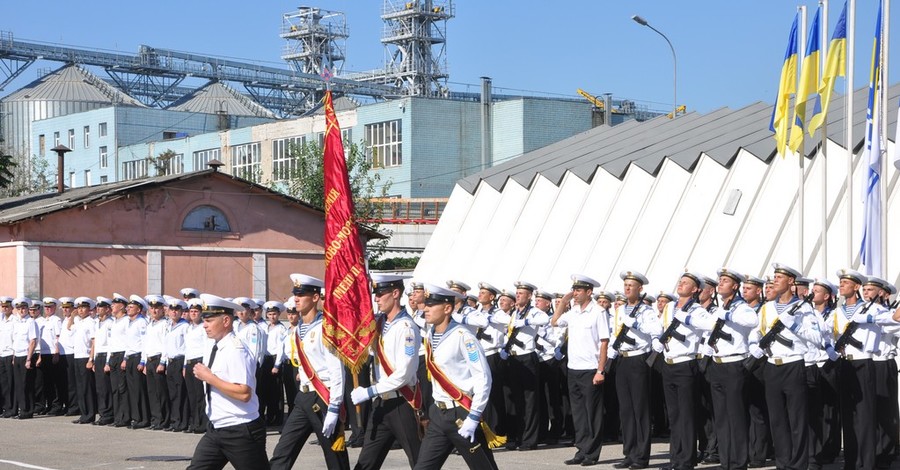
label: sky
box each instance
[2,0,898,114]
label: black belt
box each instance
[186,357,203,365]
[95,352,107,357]
[126,352,141,358]
[147,354,161,362]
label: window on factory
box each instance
[182,205,231,232]
[84,169,91,186]
[83,126,90,148]
[99,122,107,137]
[100,175,108,184]
[38,135,45,157]
[121,159,148,181]
[272,136,305,182]
[231,142,261,182]
[69,171,76,188]
[365,120,402,168]
[156,153,184,176]
[99,146,108,169]
[53,132,60,147]
[67,129,75,149]
[193,148,221,171]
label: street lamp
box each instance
[632,15,677,119]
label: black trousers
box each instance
[696,366,718,461]
[483,353,507,436]
[568,369,604,461]
[746,367,773,464]
[764,360,808,470]
[166,356,188,430]
[258,355,283,425]
[649,363,669,437]
[0,354,14,416]
[354,396,421,470]
[35,353,59,413]
[839,358,876,470]
[93,353,113,422]
[503,352,540,448]
[875,359,899,466]
[269,391,350,470]
[12,354,36,417]
[145,354,169,427]
[280,360,299,417]
[64,353,79,413]
[73,357,96,421]
[660,359,697,470]
[108,351,129,426]
[416,358,433,419]
[808,363,841,466]
[708,360,748,470]
[184,357,208,431]
[413,403,498,470]
[188,417,269,470]
[345,361,371,440]
[615,353,651,466]
[52,353,70,413]
[539,358,566,443]
[125,353,150,425]
[602,363,621,441]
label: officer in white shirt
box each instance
[534,289,566,446]
[408,282,433,420]
[863,277,900,468]
[183,298,210,433]
[164,297,190,431]
[35,297,62,416]
[352,274,422,470]
[58,297,80,417]
[70,297,97,423]
[261,300,287,426]
[274,298,300,418]
[446,280,476,331]
[0,296,13,418]
[551,275,609,466]
[186,294,268,470]
[467,282,507,437]
[106,294,131,427]
[609,270,662,469]
[808,279,841,469]
[11,297,38,419]
[92,296,115,425]
[413,283,497,470]
[123,295,151,429]
[143,295,170,430]
[270,274,350,470]
[233,297,262,366]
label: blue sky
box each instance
[2,1,896,114]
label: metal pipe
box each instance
[632,15,677,119]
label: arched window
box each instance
[182,205,232,232]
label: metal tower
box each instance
[380,0,454,97]
[280,7,348,76]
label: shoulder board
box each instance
[231,336,244,349]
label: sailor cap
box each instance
[422,284,464,305]
[498,287,516,301]
[145,295,166,308]
[681,272,704,288]
[199,293,240,318]
[619,270,649,285]
[263,300,286,313]
[658,291,677,301]
[167,298,188,310]
[864,276,892,291]
[74,296,96,309]
[835,269,866,285]
[180,287,200,299]
[477,282,499,295]
[371,274,407,295]
[111,293,128,305]
[446,280,471,292]
[772,263,802,279]
[717,268,746,284]
[794,276,813,287]
[186,299,204,310]
[95,296,113,308]
[571,274,600,289]
[813,278,837,295]
[743,275,766,287]
[534,290,555,301]
[59,297,75,308]
[593,291,615,302]
[514,281,538,292]
[128,295,148,311]
[42,297,59,307]
[290,273,324,296]
[232,297,257,310]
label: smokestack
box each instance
[480,76,493,172]
[51,145,72,194]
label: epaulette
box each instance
[231,336,244,349]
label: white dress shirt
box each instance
[204,332,260,428]
[612,302,664,354]
[371,310,420,395]
[38,315,61,355]
[93,316,114,357]
[294,314,344,408]
[185,322,210,361]
[556,300,610,370]
[12,315,39,357]
[427,322,492,419]
[692,297,759,356]
[125,315,148,357]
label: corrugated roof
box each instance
[166,81,276,119]
[459,83,900,194]
[1,64,144,106]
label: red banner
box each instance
[321,90,375,372]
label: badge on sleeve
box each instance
[464,338,479,362]
[404,333,416,357]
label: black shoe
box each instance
[17,414,32,420]
[113,422,129,428]
[79,418,95,424]
[309,439,319,445]
[519,445,538,451]
[564,456,585,465]
[613,461,634,469]
[96,419,114,426]
[629,465,648,470]
[65,410,80,417]
[130,422,150,429]
[150,425,164,431]
[11,415,20,419]
[193,428,205,434]
[505,443,519,451]
[702,455,720,464]
[2,413,14,418]
[581,459,599,467]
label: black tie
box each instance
[205,343,218,406]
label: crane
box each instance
[576,88,605,110]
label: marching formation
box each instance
[1,264,899,470]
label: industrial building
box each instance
[414,85,900,294]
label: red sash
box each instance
[424,338,473,410]
[294,331,345,420]
[375,317,422,410]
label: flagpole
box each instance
[798,5,807,271]
[847,0,855,266]
[880,0,889,277]
[820,0,829,274]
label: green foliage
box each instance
[368,256,419,271]
[0,153,18,189]
[272,139,393,260]
[0,152,52,198]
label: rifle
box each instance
[833,298,879,354]
[605,293,647,372]
[501,306,531,356]
[475,305,496,343]
[646,296,695,367]
[757,293,814,355]
[707,296,740,353]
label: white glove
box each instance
[851,312,873,324]
[749,343,765,359]
[607,349,619,360]
[825,344,839,361]
[491,311,511,325]
[698,343,714,357]
[717,309,729,321]
[651,338,664,353]
[513,319,527,328]
[553,347,564,361]
[499,349,509,360]
[457,417,480,443]
[350,387,371,405]
[322,410,339,438]
[674,310,689,324]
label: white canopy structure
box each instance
[414,85,900,295]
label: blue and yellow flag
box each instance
[808,1,847,134]
[770,14,799,157]
[789,8,821,153]
[860,0,883,276]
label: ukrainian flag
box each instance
[789,8,820,153]
[808,1,847,135]
[770,14,799,157]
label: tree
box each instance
[0,152,52,198]
[271,139,393,261]
[0,153,18,189]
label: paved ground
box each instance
[0,414,895,469]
